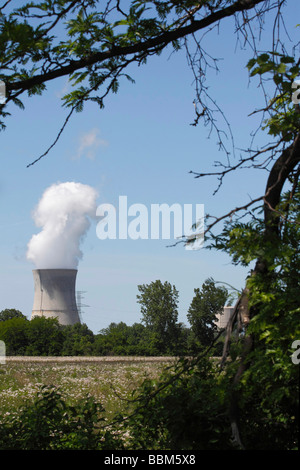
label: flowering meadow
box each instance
[0,357,173,420]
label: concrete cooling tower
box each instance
[215,306,234,329]
[31,269,80,325]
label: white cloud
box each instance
[76,128,108,160]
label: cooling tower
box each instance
[215,306,234,329]
[31,269,80,325]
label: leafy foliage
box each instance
[0,317,29,355]
[122,355,232,450]
[205,184,299,449]
[137,280,182,354]
[0,277,225,356]
[26,316,66,356]
[0,308,27,321]
[61,322,95,355]
[0,385,122,450]
[0,0,268,142]
[187,278,228,350]
[0,315,96,356]
[247,52,300,142]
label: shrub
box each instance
[0,385,123,450]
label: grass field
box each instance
[0,357,176,421]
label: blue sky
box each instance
[0,1,298,333]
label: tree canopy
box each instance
[187,277,228,348]
[137,280,181,354]
[0,308,27,321]
[0,0,288,163]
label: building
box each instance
[31,269,80,325]
[215,306,234,329]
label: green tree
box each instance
[123,174,300,450]
[216,184,300,449]
[187,278,228,350]
[126,33,299,449]
[0,0,275,164]
[126,322,152,355]
[137,280,180,354]
[61,322,95,356]
[0,309,27,321]
[93,321,163,356]
[94,322,132,356]
[0,317,29,355]
[205,52,300,448]
[25,317,65,356]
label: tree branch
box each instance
[6,0,266,94]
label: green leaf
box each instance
[257,53,270,64]
[247,58,256,69]
[276,62,286,74]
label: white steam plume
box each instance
[27,182,98,269]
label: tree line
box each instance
[0,278,230,357]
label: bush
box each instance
[122,356,232,450]
[0,385,123,450]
